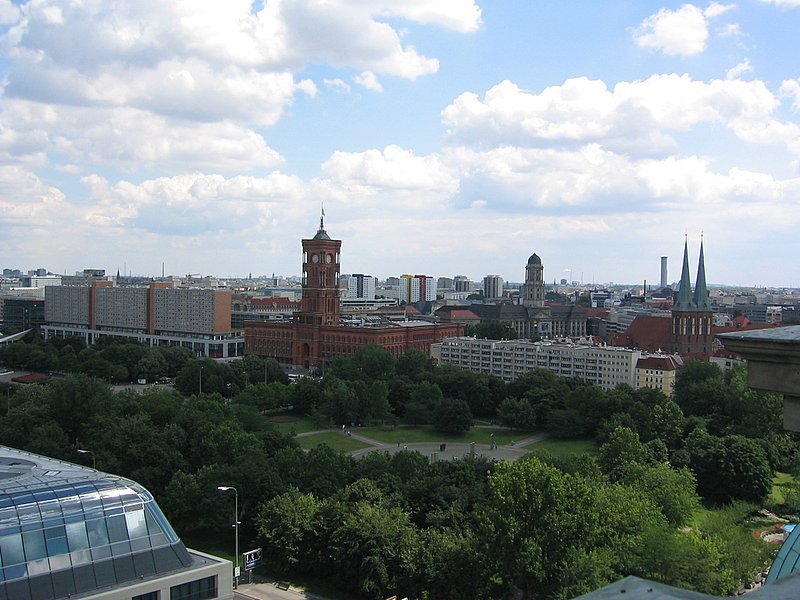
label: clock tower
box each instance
[293,213,341,367]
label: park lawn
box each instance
[295,432,371,452]
[358,425,526,446]
[268,415,323,435]
[770,472,796,505]
[529,438,598,458]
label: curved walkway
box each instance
[296,428,547,462]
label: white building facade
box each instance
[431,337,682,392]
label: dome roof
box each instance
[527,253,541,265]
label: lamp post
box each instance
[217,486,239,589]
[77,449,96,469]
[199,365,203,395]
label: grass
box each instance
[295,432,372,452]
[770,472,796,506]
[268,415,324,435]
[357,425,527,446]
[529,438,598,458]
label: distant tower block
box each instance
[660,256,668,288]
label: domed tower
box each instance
[522,253,545,308]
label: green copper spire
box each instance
[693,236,711,311]
[674,237,695,311]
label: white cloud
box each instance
[0,0,458,173]
[322,145,459,196]
[0,0,20,25]
[633,4,721,56]
[726,59,753,79]
[442,75,795,159]
[324,78,352,93]
[718,22,744,37]
[758,0,800,6]
[354,71,384,93]
[704,2,735,18]
[376,1,482,33]
[780,79,800,110]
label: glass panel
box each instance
[48,552,72,571]
[146,503,179,544]
[44,526,69,556]
[130,537,150,552]
[90,544,111,560]
[66,522,89,551]
[27,557,49,576]
[16,504,41,531]
[110,540,131,557]
[22,529,46,561]
[125,510,148,539]
[0,533,25,565]
[3,563,26,581]
[70,549,91,566]
[106,515,128,543]
[86,518,109,547]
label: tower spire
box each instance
[693,234,711,311]
[674,235,694,311]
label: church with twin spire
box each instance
[671,237,714,356]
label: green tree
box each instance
[255,487,320,572]
[674,360,725,420]
[464,320,518,340]
[432,397,472,435]
[497,397,537,431]
[686,429,773,504]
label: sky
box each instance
[2,1,800,288]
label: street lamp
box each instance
[77,449,96,469]
[199,365,203,395]
[217,486,239,589]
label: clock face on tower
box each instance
[326,254,332,263]
[311,254,319,263]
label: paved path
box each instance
[298,427,548,462]
[236,581,328,600]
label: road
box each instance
[235,582,330,600]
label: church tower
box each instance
[672,237,713,355]
[293,212,341,368]
[522,253,545,308]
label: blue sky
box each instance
[2,1,800,287]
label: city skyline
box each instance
[2,2,800,287]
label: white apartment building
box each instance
[399,274,436,303]
[341,273,376,300]
[483,275,504,299]
[431,337,682,392]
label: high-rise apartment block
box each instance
[399,274,436,304]
[42,281,242,357]
[483,275,504,299]
[341,273,376,300]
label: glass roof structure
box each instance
[0,446,193,600]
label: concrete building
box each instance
[2,298,45,331]
[42,282,243,358]
[341,273,376,300]
[399,274,436,304]
[483,275,504,300]
[431,336,682,392]
[0,445,233,600]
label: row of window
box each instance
[130,575,217,600]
